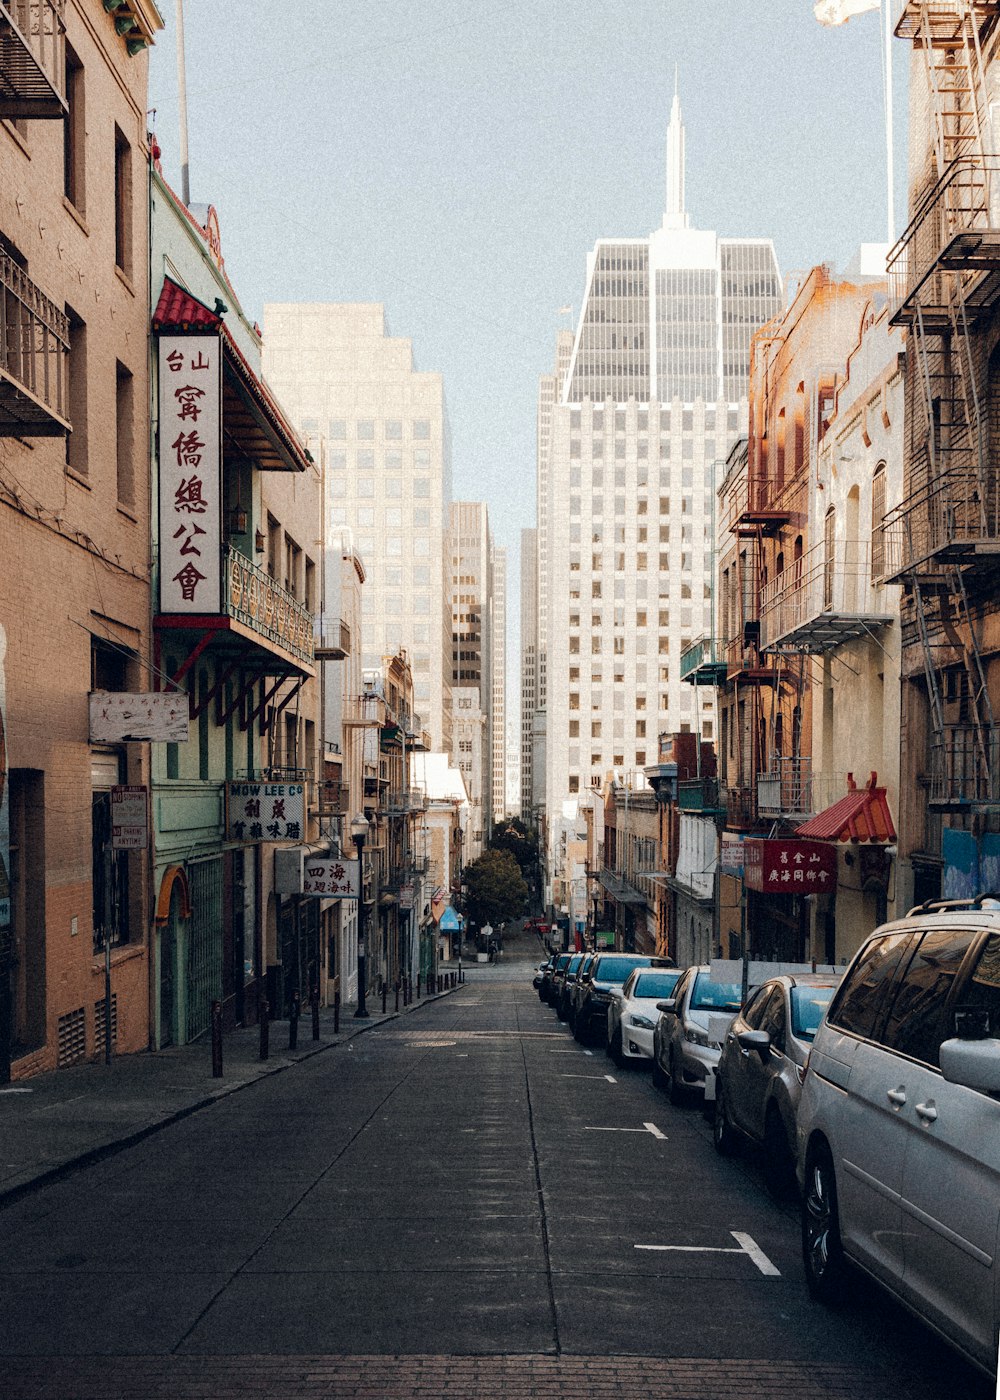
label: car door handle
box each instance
[915,1100,938,1123]
[886,1087,907,1107]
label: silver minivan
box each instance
[797,897,1000,1379]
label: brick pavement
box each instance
[0,1353,933,1400]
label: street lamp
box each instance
[350,813,371,1018]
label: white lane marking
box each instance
[584,1121,666,1139]
[635,1231,780,1278]
[643,1121,667,1139]
[561,1073,616,1082]
[605,1075,617,1084]
[583,1049,593,1056]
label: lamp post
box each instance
[350,813,370,1018]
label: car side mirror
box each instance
[655,998,676,1014]
[940,1037,1000,1094]
[737,1028,771,1058]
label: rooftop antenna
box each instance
[175,0,191,205]
[664,66,688,230]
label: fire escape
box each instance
[886,0,1000,809]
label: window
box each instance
[880,927,978,1066]
[357,419,375,439]
[386,477,402,499]
[871,464,886,579]
[63,43,85,213]
[329,450,347,471]
[960,933,1000,1045]
[114,125,132,276]
[828,933,914,1040]
[115,361,134,508]
[413,419,431,439]
[328,418,347,439]
[384,507,402,528]
[385,419,402,440]
[356,507,375,528]
[65,306,87,475]
[413,479,430,499]
[357,477,374,498]
[413,565,430,586]
[357,449,375,470]
[413,507,430,526]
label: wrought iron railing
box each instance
[1,1,66,116]
[759,539,890,650]
[722,475,787,534]
[385,789,428,815]
[880,469,1000,578]
[680,635,727,683]
[677,778,724,814]
[225,546,314,665]
[724,785,757,829]
[0,251,69,428]
[927,725,999,805]
[315,780,350,816]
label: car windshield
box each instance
[690,973,743,1012]
[555,955,572,970]
[632,971,680,1000]
[790,984,836,1041]
[567,955,584,973]
[594,956,650,984]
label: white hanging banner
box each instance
[158,334,222,614]
[89,691,190,743]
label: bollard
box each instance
[406,977,412,1005]
[402,978,408,1007]
[394,980,400,1012]
[417,974,421,1000]
[311,984,320,1042]
[259,997,270,1061]
[382,980,388,1014]
[211,999,223,1078]
[333,989,340,1036]
[289,990,300,1051]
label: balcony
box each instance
[680,635,728,686]
[677,778,725,816]
[880,470,1000,580]
[0,253,69,436]
[888,155,1000,332]
[384,789,428,815]
[314,616,350,661]
[343,693,391,728]
[757,758,814,819]
[759,540,894,654]
[0,1,66,120]
[725,634,786,684]
[314,779,350,817]
[894,2,1000,44]
[723,475,790,536]
[926,725,999,809]
[724,785,757,831]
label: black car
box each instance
[554,953,586,1021]
[560,951,596,1024]
[574,952,672,1046]
[532,959,552,991]
[540,952,572,1005]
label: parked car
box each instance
[532,959,552,991]
[556,952,588,1021]
[797,898,1000,1379]
[551,952,584,1017]
[541,952,573,1005]
[607,965,682,1067]
[652,964,743,1105]
[713,973,838,1197]
[574,952,669,1046]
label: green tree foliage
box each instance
[464,848,528,930]
[488,818,538,876]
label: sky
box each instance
[148,1,909,712]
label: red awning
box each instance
[796,772,896,844]
[152,278,222,332]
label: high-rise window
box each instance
[114,125,132,277]
[115,361,134,508]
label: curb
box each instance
[0,984,458,1212]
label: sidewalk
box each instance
[0,977,461,1208]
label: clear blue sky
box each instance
[149,1,908,706]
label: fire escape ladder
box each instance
[951,563,997,797]
[945,272,989,525]
[911,574,948,779]
[917,3,992,181]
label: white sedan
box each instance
[607,965,681,1067]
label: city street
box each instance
[0,930,991,1400]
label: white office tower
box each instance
[520,526,538,821]
[490,543,507,823]
[263,304,453,750]
[450,502,495,854]
[540,89,781,824]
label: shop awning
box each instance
[796,772,896,844]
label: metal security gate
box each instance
[187,857,223,1042]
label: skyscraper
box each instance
[490,542,507,823]
[539,89,781,830]
[450,502,493,858]
[262,304,453,751]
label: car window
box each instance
[632,970,680,1000]
[593,955,651,983]
[740,985,771,1029]
[690,973,743,1012]
[827,931,914,1040]
[670,968,692,1008]
[957,932,1000,1041]
[567,955,584,973]
[760,988,786,1051]
[879,926,979,1067]
[790,984,836,1041]
[555,954,572,971]
[579,954,595,977]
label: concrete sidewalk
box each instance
[0,973,465,1207]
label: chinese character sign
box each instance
[227,782,306,843]
[158,335,221,614]
[743,838,837,894]
[302,858,360,899]
[89,691,189,744]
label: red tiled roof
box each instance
[152,277,222,332]
[796,773,896,844]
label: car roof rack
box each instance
[905,892,1000,917]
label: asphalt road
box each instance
[0,928,993,1399]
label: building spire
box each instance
[664,70,688,230]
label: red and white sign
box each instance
[302,858,360,899]
[743,838,836,894]
[111,785,148,850]
[158,334,221,614]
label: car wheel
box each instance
[667,1050,688,1107]
[713,1087,738,1156]
[763,1105,796,1201]
[610,1027,625,1069]
[574,1015,587,1044]
[802,1142,848,1306]
[651,1049,668,1091]
[556,997,568,1023]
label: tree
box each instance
[488,818,538,877]
[463,848,528,931]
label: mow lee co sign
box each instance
[743,838,837,894]
[226,782,306,842]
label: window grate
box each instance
[94,994,118,1056]
[57,1007,86,1067]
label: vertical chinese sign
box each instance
[158,334,222,614]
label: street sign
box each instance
[302,857,360,899]
[227,781,305,842]
[111,785,148,850]
[743,838,836,894]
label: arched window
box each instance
[823,507,836,610]
[871,463,886,580]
